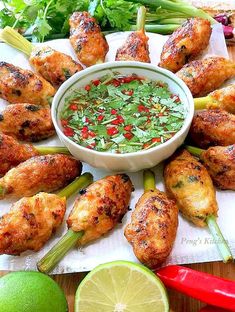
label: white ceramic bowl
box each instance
[52,61,194,172]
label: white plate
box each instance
[0,25,234,274]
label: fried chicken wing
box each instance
[67,174,133,245]
[125,188,178,268]
[0,133,38,176]
[69,12,109,67]
[189,109,235,148]
[0,104,55,142]
[159,18,211,72]
[0,62,55,105]
[164,149,218,227]
[29,46,83,88]
[0,154,82,199]
[200,145,235,190]
[116,6,150,63]
[176,57,235,97]
[0,193,66,255]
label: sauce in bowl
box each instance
[60,73,186,154]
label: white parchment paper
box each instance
[0,24,234,274]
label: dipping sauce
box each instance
[60,73,186,153]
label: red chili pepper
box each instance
[107,127,119,136]
[81,126,88,133]
[97,115,104,122]
[88,131,96,138]
[143,142,150,149]
[138,105,149,113]
[158,112,164,117]
[124,125,132,131]
[111,119,120,125]
[155,265,235,311]
[85,117,91,123]
[61,119,68,127]
[93,79,100,86]
[63,127,74,137]
[85,85,91,91]
[69,104,78,111]
[112,79,120,87]
[152,137,161,143]
[82,132,89,139]
[124,132,133,140]
[111,109,117,115]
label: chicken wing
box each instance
[0,104,55,142]
[176,57,235,97]
[0,154,82,199]
[29,46,83,88]
[200,145,235,190]
[0,193,66,255]
[69,12,109,67]
[0,133,38,176]
[189,109,235,148]
[164,149,218,227]
[125,188,178,268]
[0,62,55,105]
[159,18,211,72]
[67,174,133,245]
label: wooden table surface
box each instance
[0,46,234,312]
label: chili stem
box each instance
[143,169,156,192]
[57,172,93,198]
[185,145,203,157]
[35,146,70,155]
[206,215,233,263]
[0,26,33,56]
[194,96,212,110]
[136,6,147,32]
[37,229,84,274]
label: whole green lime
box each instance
[0,271,68,312]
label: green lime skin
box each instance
[0,271,68,312]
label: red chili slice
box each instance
[89,131,96,137]
[61,119,68,126]
[81,126,88,133]
[124,132,133,140]
[124,125,132,131]
[97,115,104,122]
[112,79,120,87]
[138,105,149,113]
[107,127,119,136]
[111,109,117,115]
[69,104,78,111]
[63,127,74,136]
[93,79,100,86]
[152,137,161,143]
[85,85,91,91]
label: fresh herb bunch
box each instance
[0,0,215,42]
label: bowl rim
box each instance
[51,61,194,158]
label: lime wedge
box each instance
[75,261,169,312]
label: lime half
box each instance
[75,261,169,312]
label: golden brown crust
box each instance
[0,154,82,199]
[159,18,211,72]
[0,133,38,176]
[0,104,55,142]
[125,189,178,269]
[176,57,235,97]
[69,12,109,67]
[164,149,218,227]
[201,144,235,190]
[67,174,133,245]
[0,62,55,105]
[0,193,66,255]
[189,109,235,148]
[30,46,83,89]
[209,84,235,114]
[115,31,150,63]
